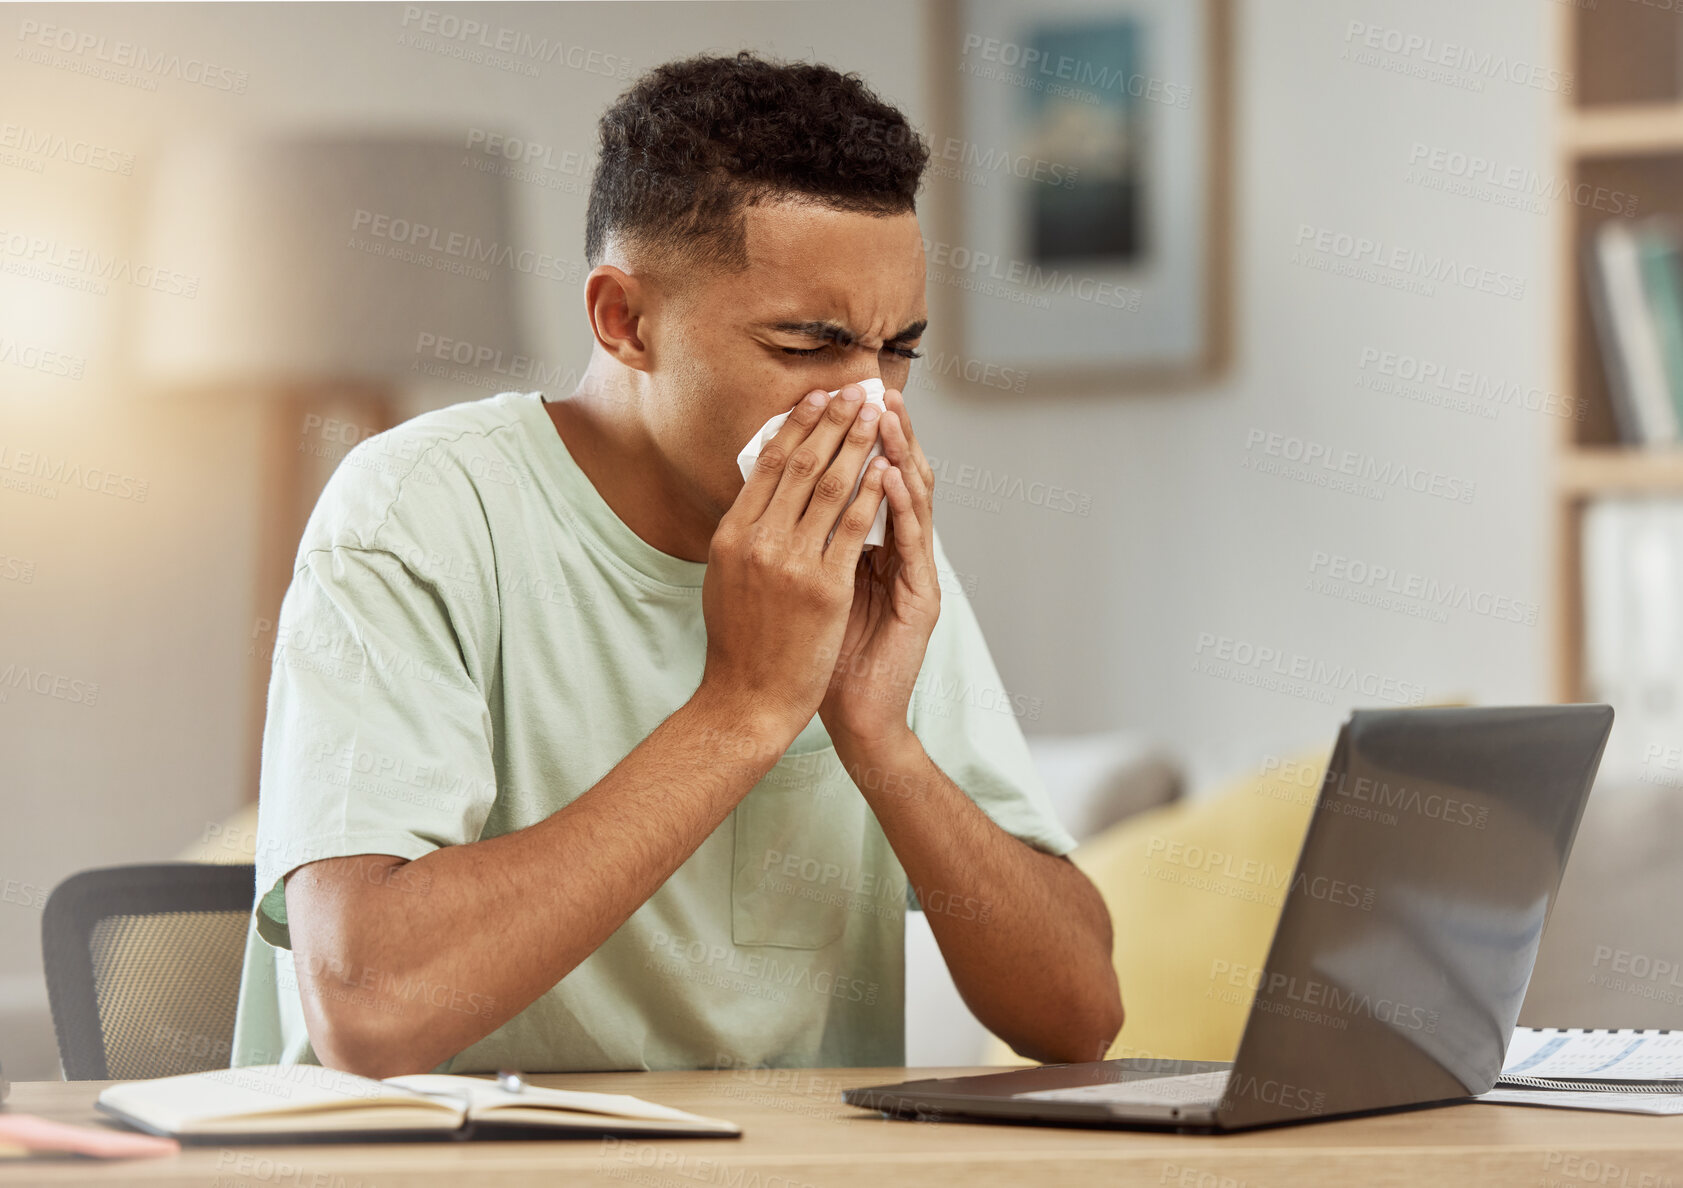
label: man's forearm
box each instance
[834,731,1124,1064]
[287,689,792,1077]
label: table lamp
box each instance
[131,134,527,798]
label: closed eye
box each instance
[780,345,923,359]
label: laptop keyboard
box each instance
[1013,1069,1232,1107]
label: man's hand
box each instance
[699,384,890,743]
[819,386,941,751]
[803,391,1121,1062]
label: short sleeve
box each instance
[251,450,501,949]
[908,530,1078,868]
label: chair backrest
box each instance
[42,863,255,1080]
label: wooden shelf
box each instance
[1563,103,1683,157]
[1553,6,1683,703]
[1559,447,1683,495]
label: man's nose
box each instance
[832,372,883,395]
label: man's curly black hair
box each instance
[584,50,930,280]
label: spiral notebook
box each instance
[1476,1027,1683,1115]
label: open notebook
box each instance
[1477,1027,1683,1115]
[96,1065,741,1142]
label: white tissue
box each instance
[736,377,890,548]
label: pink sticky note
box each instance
[0,1114,180,1159]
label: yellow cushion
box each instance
[985,748,1328,1064]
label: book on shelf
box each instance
[1582,498,1683,778]
[1585,217,1683,446]
[94,1064,741,1144]
[1637,225,1683,433]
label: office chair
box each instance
[42,863,256,1080]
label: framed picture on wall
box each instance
[929,0,1231,391]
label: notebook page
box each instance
[1500,1029,1683,1081]
[1478,1088,1683,1115]
[385,1075,732,1126]
[98,1065,459,1133]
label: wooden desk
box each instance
[5,1068,1683,1186]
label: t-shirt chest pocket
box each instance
[730,723,867,950]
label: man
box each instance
[232,51,1122,1077]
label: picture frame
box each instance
[928,0,1232,393]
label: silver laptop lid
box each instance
[1214,705,1612,1129]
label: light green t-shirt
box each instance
[230,389,1076,1073]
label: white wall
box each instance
[0,0,1555,1076]
[936,0,1556,790]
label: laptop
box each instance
[845,704,1615,1132]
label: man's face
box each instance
[645,200,928,519]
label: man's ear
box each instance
[584,265,652,371]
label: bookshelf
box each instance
[1554,3,1683,703]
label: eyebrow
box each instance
[758,318,928,346]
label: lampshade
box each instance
[132,133,526,392]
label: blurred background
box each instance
[4,0,1681,1080]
